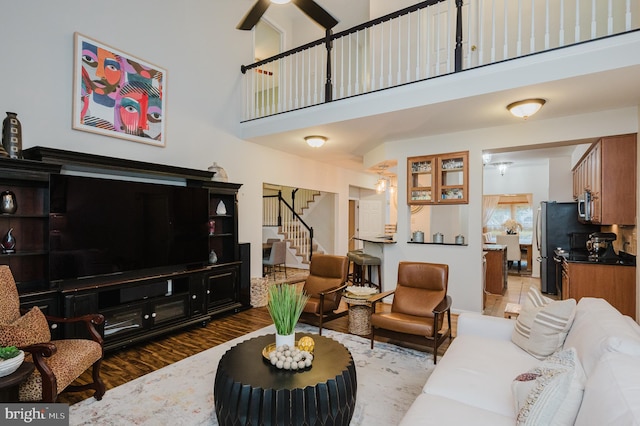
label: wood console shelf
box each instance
[0,147,249,352]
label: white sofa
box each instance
[400,297,640,425]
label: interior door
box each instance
[425,0,476,74]
[358,200,383,237]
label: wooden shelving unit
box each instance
[408,151,469,205]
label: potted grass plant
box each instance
[267,284,309,348]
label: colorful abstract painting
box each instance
[72,33,166,147]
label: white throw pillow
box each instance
[564,297,640,376]
[574,351,640,425]
[512,348,586,426]
[512,287,576,359]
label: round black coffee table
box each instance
[214,333,357,426]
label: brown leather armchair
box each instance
[299,254,349,335]
[0,265,105,402]
[370,261,452,364]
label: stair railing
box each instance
[263,191,315,262]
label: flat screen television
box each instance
[49,174,209,285]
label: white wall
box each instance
[0,0,374,281]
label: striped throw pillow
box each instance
[512,287,576,359]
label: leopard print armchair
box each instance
[0,265,106,402]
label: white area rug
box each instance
[70,323,435,425]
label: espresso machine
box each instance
[586,232,618,260]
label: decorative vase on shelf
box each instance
[2,112,22,159]
[208,162,229,182]
[1,228,16,253]
[0,190,17,214]
[216,200,227,215]
[209,249,218,264]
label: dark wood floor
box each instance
[58,304,458,405]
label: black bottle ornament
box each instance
[2,112,22,159]
[1,228,16,253]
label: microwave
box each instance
[577,191,592,222]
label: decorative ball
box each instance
[268,344,314,371]
[298,336,315,353]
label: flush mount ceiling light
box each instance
[270,0,290,4]
[305,135,327,148]
[507,98,546,119]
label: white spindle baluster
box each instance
[530,0,536,53]
[332,38,337,100]
[379,23,384,89]
[491,0,496,62]
[416,9,421,78]
[517,0,522,56]
[355,31,360,95]
[260,63,265,117]
[406,13,411,83]
[307,49,311,107]
[545,0,550,49]
[575,0,581,43]
[363,28,368,93]
[349,34,353,96]
[505,0,511,59]
[591,0,597,38]
[269,61,273,116]
[607,0,613,34]
[313,46,318,104]
[446,0,451,72]
[422,6,435,77]
[397,14,402,84]
[294,54,299,109]
[289,55,293,111]
[559,0,565,46]
[388,20,393,87]
[371,25,376,91]
[340,37,345,98]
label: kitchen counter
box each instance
[555,249,636,266]
[483,244,507,251]
[353,236,396,244]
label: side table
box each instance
[342,294,374,336]
[214,333,357,426]
[0,362,35,402]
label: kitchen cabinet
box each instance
[484,245,507,295]
[407,151,468,205]
[572,133,636,225]
[561,260,636,319]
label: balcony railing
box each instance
[241,0,638,121]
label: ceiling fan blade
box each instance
[292,0,339,30]
[237,0,271,31]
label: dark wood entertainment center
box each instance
[0,147,250,351]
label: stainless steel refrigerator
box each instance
[536,201,598,294]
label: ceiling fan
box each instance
[237,0,338,31]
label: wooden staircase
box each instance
[263,187,322,267]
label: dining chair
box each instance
[263,240,287,279]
